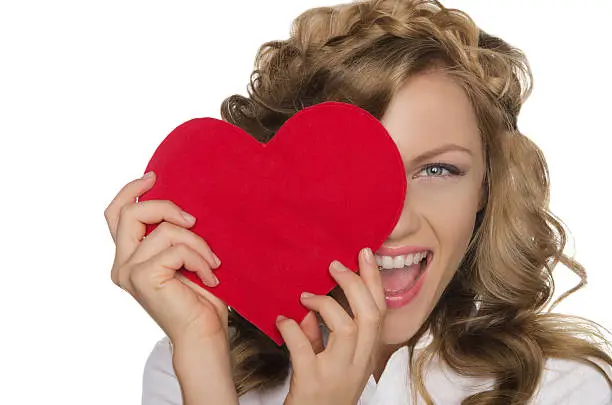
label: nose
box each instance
[385,195,420,241]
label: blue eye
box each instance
[424,165,448,176]
[417,163,462,178]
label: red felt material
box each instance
[139,101,407,344]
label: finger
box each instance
[328,257,382,364]
[299,311,324,354]
[358,247,387,315]
[128,221,220,272]
[276,315,316,373]
[114,199,207,265]
[299,291,356,363]
[125,243,211,295]
[355,248,386,366]
[125,223,220,287]
[128,244,225,337]
[104,171,156,242]
[112,202,192,286]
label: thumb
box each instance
[299,311,324,354]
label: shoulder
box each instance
[142,336,182,405]
[423,352,611,405]
[530,357,612,404]
[142,335,288,405]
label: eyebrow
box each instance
[407,143,473,166]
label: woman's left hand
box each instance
[276,247,387,405]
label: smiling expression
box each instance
[331,70,486,347]
[377,70,486,344]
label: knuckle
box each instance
[294,340,313,356]
[320,296,337,311]
[157,220,175,234]
[113,265,132,291]
[360,309,382,327]
[336,320,357,337]
[173,243,199,267]
[173,242,191,256]
[119,201,136,219]
[110,271,119,286]
[129,263,149,288]
[161,199,180,212]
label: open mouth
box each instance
[378,251,432,296]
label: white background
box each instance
[1,1,610,404]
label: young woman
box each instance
[104,0,612,403]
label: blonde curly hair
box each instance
[219,0,612,403]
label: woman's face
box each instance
[343,71,485,346]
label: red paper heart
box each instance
[139,101,406,344]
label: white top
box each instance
[142,333,612,405]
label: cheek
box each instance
[410,179,480,261]
[410,179,480,231]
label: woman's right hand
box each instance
[104,171,228,345]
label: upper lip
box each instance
[375,245,432,257]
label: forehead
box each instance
[380,71,481,153]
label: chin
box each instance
[380,301,428,345]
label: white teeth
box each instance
[412,253,421,264]
[415,252,425,264]
[375,251,429,270]
[382,255,394,269]
[406,253,415,266]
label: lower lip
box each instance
[384,255,430,309]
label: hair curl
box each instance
[219,0,612,403]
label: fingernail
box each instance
[300,292,315,300]
[330,260,347,272]
[212,252,221,267]
[200,272,219,287]
[181,211,196,224]
[276,315,287,323]
[142,171,154,179]
[362,247,374,264]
